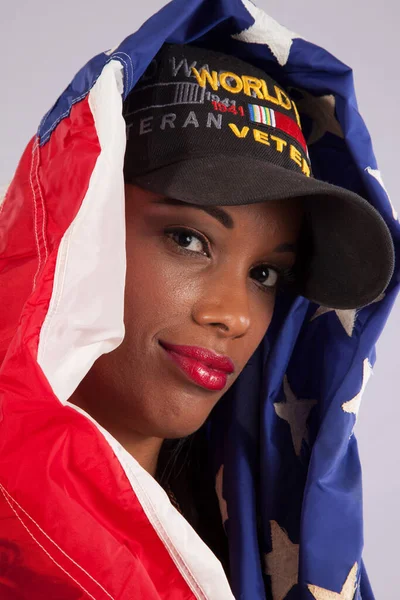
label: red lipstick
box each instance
[159,341,235,391]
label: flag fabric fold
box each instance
[0,0,398,598]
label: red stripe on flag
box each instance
[0,96,199,599]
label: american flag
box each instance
[0,0,398,598]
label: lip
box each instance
[159,341,235,392]
[159,341,235,373]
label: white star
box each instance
[365,166,399,221]
[292,89,344,145]
[311,307,358,337]
[263,520,299,600]
[342,359,373,436]
[273,376,318,456]
[308,562,358,600]
[232,0,303,66]
[310,294,384,337]
[215,465,229,526]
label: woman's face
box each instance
[71,184,303,441]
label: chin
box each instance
[155,421,207,440]
[147,409,211,440]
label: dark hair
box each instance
[155,435,194,488]
[155,428,231,577]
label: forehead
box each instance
[150,197,234,229]
[126,185,302,257]
[126,184,303,237]
[150,193,303,227]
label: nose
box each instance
[191,277,251,338]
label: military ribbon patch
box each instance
[248,103,308,153]
[249,104,276,127]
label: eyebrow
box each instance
[151,197,296,253]
[273,242,297,253]
[152,197,234,229]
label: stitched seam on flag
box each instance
[30,138,49,292]
[40,55,133,144]
[39,60,130,362]
[37,222,74,362]
[113,51,134,91]
[30,139,42,292]
[40,90,89,144]
[0,483,115,600]
[0,484,98,600]
[129,472,207,599]
[38,105,54,136]
[34,138,49,279]
[115,453,207,600]
[111,54,130,92]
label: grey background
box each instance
[1,1,398,596]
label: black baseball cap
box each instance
[123,43,395,309]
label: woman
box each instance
[0,2,398,599]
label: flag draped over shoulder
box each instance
[0,0,399,599]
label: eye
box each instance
[164,227,210,257]
[164,226,296,292]
[251,264,279,290]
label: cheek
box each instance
[123,243,200,326]
[124,234,276,359]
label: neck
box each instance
[110,428,164,476]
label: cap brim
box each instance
[132,155,395,309]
